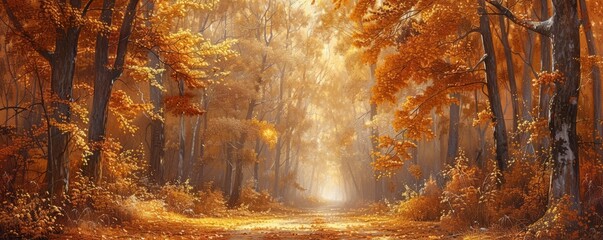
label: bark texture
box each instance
[479,0,510,171]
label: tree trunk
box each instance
[227,98,256,207]
[548,0,581,211]
[1,0,85,198]
[478,0,510,171]
[188,115,201,180]
[223,143,234,195]
[253,138,261,191]
[273,138,283,198]
[522,29,536,155]
[579,0,603,159]
[499,15,520,134]
[446,93,460,165]
[147,1,165,185]
[369,64,384,201]
[84,0,139,182]
[538,0,552,155]
[196,90,209,186]
[46,26,81,197]
[346,159,361,197]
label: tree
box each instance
[84,0,140,182]
[579,0,602,159]
[477,0,510,171]
[1,0,93,197]
[146,0,165,185]
[349,0,510,173]
[489,0,582,220]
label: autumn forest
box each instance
[1,0,602,239]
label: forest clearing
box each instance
[1,0,603,239]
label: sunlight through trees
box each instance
[1,0,603,239]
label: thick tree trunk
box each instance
[548,0,581,211]
[446,93,460,165]
[46,26,81,197]
[1,0,85,199]
[478,0,510,171]
[85,0,115,182]
[85,0,139,182]
[579,0,603,159]
[499,15,520,134]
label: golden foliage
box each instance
[440,152,497,232]
[373,136,416,174]
[238,185,282,212]
[0,191,63,238]
[160,182,227,217]
[164,93,206,116]
[395,177,442,221]
[251,119,278,148]
[160,182,196,214]
[109,90,159,134]
[194,185,227,217]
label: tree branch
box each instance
[486,0,552,37]
[81,0,95,16]
[112,0,140,78]
[1,0,53,60]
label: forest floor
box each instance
[58,203,517,239]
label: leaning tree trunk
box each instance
[478,0,510,171]
[579,0,603,160]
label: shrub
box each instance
[238,185,281,212]
[396,177,442,221]
[0,191,63,238]
[365,200,390,214]
[67,175,136,225]
[440,152,497,232]
[194,184,226,216]
[491,160,548,227]
[159,182,195,214]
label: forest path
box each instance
[61,204,467,239]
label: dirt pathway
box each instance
[60,206,456,239]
